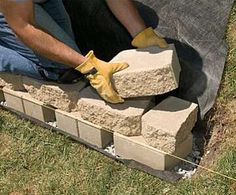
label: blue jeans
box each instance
[0,0,81,81]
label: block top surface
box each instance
[142,96,198,136]
[111,44,175,75]
[2,87,26,96]
[23,76,87,92]
[56,109,81,118]
[78,87,152,116]
[0,73,23,80]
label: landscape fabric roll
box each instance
[63,0,234,119]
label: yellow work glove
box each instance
[76,51,129,103]
[131,27,168,49]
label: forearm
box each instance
[105,0,146,37]
[17,24,86,68]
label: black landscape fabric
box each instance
[63,0,234,119]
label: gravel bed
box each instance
[173,135,202,179]
[104,143,116,157]
[47,121,57,128]
[0,101,7,106]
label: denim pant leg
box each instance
[0,14,43,79]
[30,3,82,81]
[35,3,81,64]
[0,2,81,81]
[0,14,42,65]
[0,44,42,79]
[41,0,76,41]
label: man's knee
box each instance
[0,45,42,79]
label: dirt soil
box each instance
[195,98,236,173]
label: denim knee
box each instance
[0,45,43,79]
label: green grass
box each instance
[0,3,236,195]
[220,2,236,101]
[0,111,235,194]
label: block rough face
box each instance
[77,87,154,136]
[114,133,192,170]
[23,76,87,112]
[142,96,198,153]
[55,110,80,137]
[111,44,181,98]
[78,119,113,148]
[165,135,193,169]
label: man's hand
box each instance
[132,27,168,49]
[0,0,86,68]
[76,51,129,103]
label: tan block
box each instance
[23,76,87,112]
[78,119,113,148]
[142,96,198,153]
[165,135,193,169]
[114,133,192,170]
[77,87,154,136]
[0,73,25,91]
[111,44,181,98]
[0,89,5,101]
[55,110,80,137]
[23,94,56,122]
[3,87,25,113]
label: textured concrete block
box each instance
[55,110,80,137]
[0,73,25,91]
[0,89,5,101]
[3,87,25,113]
[142,96,198,153]
[23,94,56,122]
[77,87,154,136]
[23,76,87,112]
[111,44,181,98]
[114,133,193,170]
[78,119,113,148]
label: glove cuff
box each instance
[131,27,154,47]
[75,50,96,74]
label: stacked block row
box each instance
[0,45,198,171]
[1,87,113,149]
[55,110,112,148]
[1,85,197,171]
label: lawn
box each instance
[0,3,236,195]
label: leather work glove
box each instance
[131,27,168,49]
[76,51,129,103]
